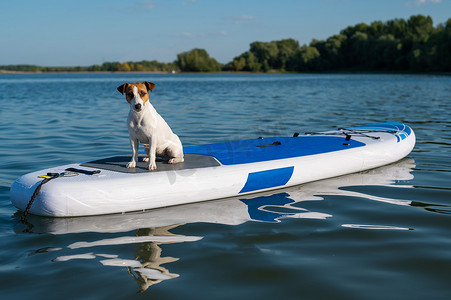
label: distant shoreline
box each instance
[0,70,170,74]
[1,70,449,76]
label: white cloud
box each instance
[177,31,228,39]
[405,0,441,7]
[181,32,196,38]
[226,15,255,24]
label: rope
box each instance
[304,128,398,140]
[20,173,60,224]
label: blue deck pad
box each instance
[239,166,295,194]
[184,136,366,165]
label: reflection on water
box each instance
[341,224,412,230]
[15,158,421,292]
[50,224,202,292]
[240,193,331,223]
[125,227,183,292]
[240,158,416,224]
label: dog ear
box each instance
[144,81,156,93]
[117,83,129,95]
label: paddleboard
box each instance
[10,122,415,217]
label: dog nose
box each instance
[135,104,142,110]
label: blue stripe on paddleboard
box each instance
[355,122,412,143]
[239,166,294,194]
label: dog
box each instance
[117,81,184,171]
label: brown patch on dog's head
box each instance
[116,82,130,95]
[117,81,156,104]
[144,81,156,93]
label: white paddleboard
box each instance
[10,122,415,217]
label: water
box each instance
[0,73,450,299]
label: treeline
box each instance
[0,60,178,73]
[225,15,451,72]
[1,15,450,73]
[89,60,177,72]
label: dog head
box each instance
[117,81,156,112]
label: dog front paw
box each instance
[126,161,136,168]
[148,163,157,171]
[142,157,149,162]
[168,157,184,164]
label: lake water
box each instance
[0,73,450,299]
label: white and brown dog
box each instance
[117,81,184,171]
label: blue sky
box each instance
[0,0,449,66]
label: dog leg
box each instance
[143,145,150,162]
[148,137,157,171]
[167,140,184,164]
[127,138,139,168]
[168,156,184,164]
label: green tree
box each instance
[121,62,131,72]
[243,51,262,72]
[323,34,347,68]
[227,56,246,71]
[286,45,320,71]
[436,19,451,71]
[275,39,300,70]
[249,41,279,71]
[406,15,433,43]
[374,34,403,69]
[176,48,222,72]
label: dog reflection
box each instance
[127,225,181,293]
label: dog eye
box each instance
[127,92,134,98]
[140,91,147,97]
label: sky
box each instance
[0,0,449,66]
